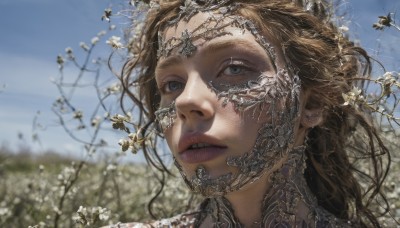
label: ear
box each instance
[300,108,324,129]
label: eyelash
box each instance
[158,80,184,95]
[157,60,256,95]
[218,60,254,78]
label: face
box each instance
[154,11,301,196]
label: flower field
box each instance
[0,147,201,227]
[0,132,399,227]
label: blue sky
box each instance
[0,0,126,158]
[0,0,399,159]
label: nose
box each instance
[175,74,215,123]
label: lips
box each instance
[178,134,227,164]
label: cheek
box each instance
[164,128,179,156]
[218,103,263,151]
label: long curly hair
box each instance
[119,0,391,226]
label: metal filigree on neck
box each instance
[189,146,354,227]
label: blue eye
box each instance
[223,65,244,75]
[164,81,183,93]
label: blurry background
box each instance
[0,0,399,158]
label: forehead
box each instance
[158,11,281,65]
[163,11,229,41]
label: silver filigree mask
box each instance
[154,2,301,197]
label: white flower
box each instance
[382,71,397,85]
[79,42,90,51]
[53,206,62,215]
[65,47,73,54]
[342,87,364,106]
[118,139,130,152]
[91,116,101,127]
[338,25,349,33]
[13,197,21,204]
[111,114,130,123]
[106,164,117,171]
[98,207,110,221]
[39,165,45,173]
[106,83,121,94]
[77,206,87,216]
[97,30,107,37]
[73,111,83,119]
[91,37,100,45]
[0,207,11,217]
[106,36,123,49]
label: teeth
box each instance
[190,143,211,149]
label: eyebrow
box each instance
[155,38,273,71]
[202,39,269,58]
[201,39,275,69]
[156,55,184,72]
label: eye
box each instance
[160,81,184,94]
[223,65,244,75]
[219,60,254,78]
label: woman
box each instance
[115,0,390,227]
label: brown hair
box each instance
[120,0,390,226]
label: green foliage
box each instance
[0,148,199,227]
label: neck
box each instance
[204,146,312,227]
[224,171,271,227]
[260,146,311,226]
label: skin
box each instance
[155,12,322,227]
